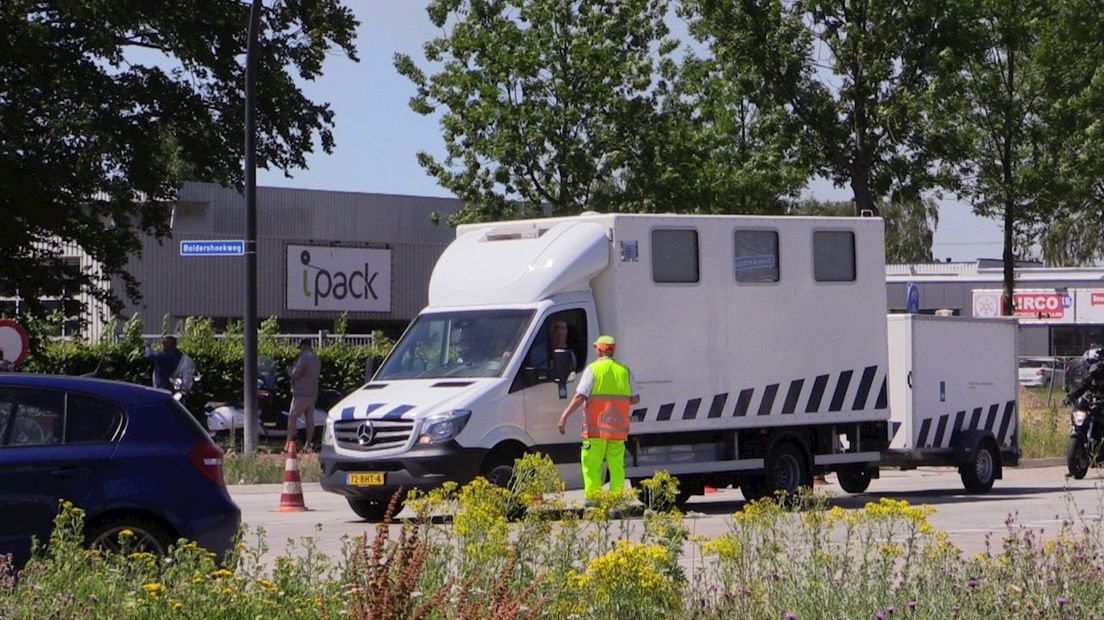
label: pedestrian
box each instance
[144,336,183,390]
[557,335,639,502]
[287,338,322,450]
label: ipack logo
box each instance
[299,249,379,307]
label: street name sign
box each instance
[180,240,246,256]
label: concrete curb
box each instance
[1017,457,1065,469]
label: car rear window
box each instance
[0,389,65,447]
[66,395,123,443]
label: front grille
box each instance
[334,418,415,452]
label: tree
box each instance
[952,0,1052,315]
[790,198,940,263]
[0,1,358,320]
[1033,0,1104,266]
[394,0,674,223]
[679,0,974,217]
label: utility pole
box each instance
[243,0,262,456]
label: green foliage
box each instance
[0,0,359,321]
[23,318,394,416]
[679,0,975,217]
[395,0,676,222]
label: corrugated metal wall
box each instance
[110,182,464,334]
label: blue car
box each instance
[0,375,240,568]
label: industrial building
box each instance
[65,182,466,341]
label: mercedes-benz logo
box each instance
[356,422,375,446]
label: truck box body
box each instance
[885,315,1019,465]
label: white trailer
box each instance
[877,314,1020,492]
[317,213,1015,519]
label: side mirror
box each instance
[551,349,574,384]
[365,355,383,382]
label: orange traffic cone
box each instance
[276,441,310,512]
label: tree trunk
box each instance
[1002,201,1015,316]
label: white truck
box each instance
[318,213,1019,519]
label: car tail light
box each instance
[1037,369,1045,376]
[190,440,226,487]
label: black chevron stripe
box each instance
[829,370,853,412]
[631,408,647,422]
[917,418,932,447]
[682,398,702,420]
[733,388,753,417]
[950,410,966,444]
[782,379,804,414]
[806,375,829,413]
[758,384,779,416]
[984,404,998,432]
[656,403,675,421]
[852,366,878,410]
[933,414,950,447]
[875,377,888,409]
[968,407,983,430]
[998,400,1015,444]
[706,393,728,419]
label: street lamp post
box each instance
[243,0,262,456]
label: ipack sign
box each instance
[286,245,391,313]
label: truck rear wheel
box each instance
[764,443,809,499]
[739,476,768,502]
[959,442,999,493]
[836,466,873,494]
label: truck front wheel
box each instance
[959,442,999,493]
[764,443,809,499]
[348,490,406,522]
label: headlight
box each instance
[322,419,335,446]
[418,410,472,445]
[1072,410,1088,426]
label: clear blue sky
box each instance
[257,1,1005,263]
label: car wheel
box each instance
[86,516,174,555]
[960,441,999,493]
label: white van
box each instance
[318,213,1018,519]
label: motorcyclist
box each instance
[1064,348,1104,406]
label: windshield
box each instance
[376,309,534,380]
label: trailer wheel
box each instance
[739,476,768,502]
[959,441,999,493]
[836,466,873,494]
[764,443,809,498]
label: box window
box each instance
[734,230,779,283]
[651,229,699,283]
[813,231,856,282]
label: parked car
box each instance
[0,375,240,569]
[1018,357,1058,387]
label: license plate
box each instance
[347,472,385,486]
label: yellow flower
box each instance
[257,578,278,592]
[212,568,234,578]
[119,529,135,538]
[142,582,165,595]
[128,551,155,562]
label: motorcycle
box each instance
[1066,393,1104,479]
[203,357,341,446]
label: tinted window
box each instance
[652,229,699,283]
[734,230,779,283]
[813,231,856,282]
[66,395,123,443]
[0,389,65,447]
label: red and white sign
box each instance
[972,289,1075,324]
[1092,292,1104,306]
[0,319,29,366]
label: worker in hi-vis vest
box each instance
[557,335,640,500]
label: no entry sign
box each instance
[0,319,29,366]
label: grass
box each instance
[1020,385,1071,459]
[4,458,1104,619]
[221,445,320,485]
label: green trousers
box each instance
[581,437,626,499]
